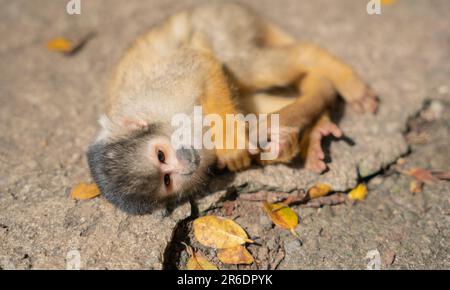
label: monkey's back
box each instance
[106,2,268,125]
[189,1,265,61]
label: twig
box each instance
[302,193,347,208]
[238,190,307,204]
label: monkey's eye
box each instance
[164,174,171,186]
[157,150,165,163]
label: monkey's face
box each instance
[147,136,207,197]
[87,126,215,214]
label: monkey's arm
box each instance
[227,22,377,166]
[200,55,251,172]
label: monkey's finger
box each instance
[317,148,325,160]
[248,145,261,155]
[235,153,251,171]
[231,159,241,172]
[349,101,364,113]
[248,137,270,155]
[217,157,226,169]
[242,154,252,169]
[226,158,238,172]
[363,95,379,114]
[330,124,343,138]
[318,123,342,138]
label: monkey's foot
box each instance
[348,86,379,114]
[304,120,342,173]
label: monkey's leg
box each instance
[232,34,377,113]
[201,55,251,172]
[294,42,378,113]
[299,112,342,173]
[256,72,338,165]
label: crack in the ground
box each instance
[161,100,433,269]
[162,198,199,270]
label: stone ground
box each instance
[0,0,448,269]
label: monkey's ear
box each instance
[122,118,148,130]
[95,114,115,142]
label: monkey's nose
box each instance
[176,147,200,175]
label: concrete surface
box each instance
[0,0,448,269]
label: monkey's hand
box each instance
[216,148,252,172]
[215,125,252,172]
[250,124,301,166]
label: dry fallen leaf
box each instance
[193,215,253,249]
[308,183,332,199]
[262,201,299,237]
[409,180,423,194]
[217,245,254,265]
[381,0,397,5]
[348,183,367,201]
[407,168,440,184]
[382,249,396,266]
[184,243,218,270]
[71,183,100,200]
[47,38,73,53]
[47,32,95,54]
[223,200,235,216]
[432,170,450,181]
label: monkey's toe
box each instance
[303,117,343,174]
[349,87,379,114]
[304,144,327,173]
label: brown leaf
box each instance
[184,244,218,270]
[223,201,235,216]
[193,215,253,249]
[407,168,440,184]
[431,170,450,181]
[217,245,254,265]
[71,183,100,200]
[382,249,396,266]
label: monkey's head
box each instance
[87,121,216,215]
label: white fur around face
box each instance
[95,114,114,142]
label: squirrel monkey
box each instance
[87,1,378,214]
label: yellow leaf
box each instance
[348,183,367,201]
[193,216,253,249]
[308,183,332,199]
[381,0,397,6]
[71,183,101,200]
[47,38,73,53]
[184,244,218,270]
[217,245,254,265]
[409,180,423,194]
[262,201,299,237]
